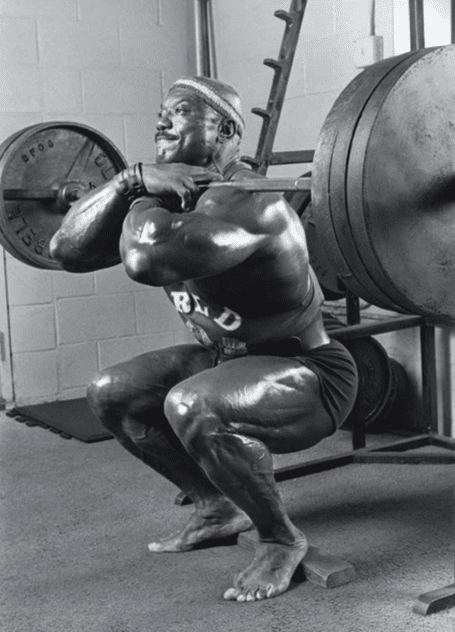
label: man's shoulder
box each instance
[222,160,254,182]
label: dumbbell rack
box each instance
[248,0,455,615]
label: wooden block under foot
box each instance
[413,583,455,615]
[237,529,355,589]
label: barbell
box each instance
[1,45,455,323]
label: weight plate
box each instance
[327,49,428,312]
[346,47,436,315]
[312,52,416,308]
[302,204,345,300]
[286,174,345,300]
[358,45,455,323]
[0,122,127,269]
[342,336,394,429]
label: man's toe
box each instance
[255,586,268,600]
[223,587,238,600]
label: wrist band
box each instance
[114,162,147,204]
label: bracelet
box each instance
[114,162,147,204]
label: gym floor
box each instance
[1,412,454,632]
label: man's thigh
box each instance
[94,343,216,414]
[171,355,335,454]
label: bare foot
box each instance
[223,529,308,602]
[148,506,252,553]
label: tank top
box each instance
[163,160,325,355]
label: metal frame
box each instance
[273,313,455,485]
[194,0,217,78]
[409,0,425,50]
[193,0,455,613]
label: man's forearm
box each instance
[50,165,147,270]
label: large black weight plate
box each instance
[322,313,398,430]
[302,204,345,300]
[342,336,395,429]
[311,51,419,309]
[285,173,344,300]
[327,49,429,312]
[313,44,455,323]
[0,122,127,269]
[356,45,455,323]
[346,47,437,314]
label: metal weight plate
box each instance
[341,336,395,430]
[322,313,397,429]
[285,174,344,300]
[301,204,345,300]
[0,122,127,269]
[345,47,437,315]
[366,358,417,433]
[354,45,455,323]
[0,126,40,266]
[311,51,419,309]
[327,49,429,312]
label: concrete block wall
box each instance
[213,0,454,436]
[0,0,196,405]
[214,0,394,171]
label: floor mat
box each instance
[6,398,113,443]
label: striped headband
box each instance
[172,77,245,135]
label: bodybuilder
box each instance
[50,76,358,602]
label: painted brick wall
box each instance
[0,0,196,405]
[213,0,454,436]
[213,0,394,169]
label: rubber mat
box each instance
[6,398,113,443]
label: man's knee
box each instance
[164,385,219,453]
[86,368,129,431]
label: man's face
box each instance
[155,87,220,165]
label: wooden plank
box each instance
[238,530,355,589]
[413,583,455,615]
[302,546,356,588]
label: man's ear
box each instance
[218,119,236,140]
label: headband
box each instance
[172,78,245,135]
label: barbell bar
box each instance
[207,177,312,192]
[1,45,455,324]
[2,176,313,202]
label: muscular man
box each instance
[50,76,358,602]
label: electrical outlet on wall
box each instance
[353,35,384,68]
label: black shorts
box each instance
[293,339,358,432]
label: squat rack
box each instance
[241,0,455,615]
[191,0,455,615]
